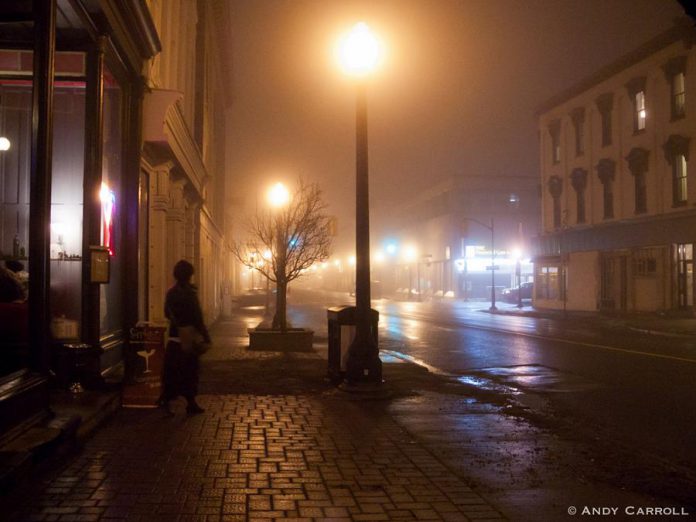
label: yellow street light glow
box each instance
[336,22,382,77]
[267,182,290,208]
[262,249,272,260]
[0,137,10,151]
[374,251,385,264]
[348,255,356,266]
[403,245,418,262]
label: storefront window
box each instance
[536,264,559,300]
[99,67,123,335]
[0,76,31,376]
[0,50,86,375]
[50,84,86,340]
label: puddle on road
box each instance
[464,365,601,394]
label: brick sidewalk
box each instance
[3,316,505,521]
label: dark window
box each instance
[548,176,563,229]
[570,108,585,156]
[548,120,561,164]
[596,93,613,147]
[571,168,587,224]
[626,147,649,214]
[596,159,616,220]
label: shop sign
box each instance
[122,324,166,408]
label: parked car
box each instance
[501,282,533,303]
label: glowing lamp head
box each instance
[337,22,382,77]
[403,245,418,262]
[0,137,10,151]
[267,182,290,208]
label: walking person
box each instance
[158,259,210,415]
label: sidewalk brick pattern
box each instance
[6,394,503,521]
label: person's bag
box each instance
[178,325,210,355]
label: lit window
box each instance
[664,56,686,121]
[672,72,686,119]
[674,153,688,206]
[635,91,646,131]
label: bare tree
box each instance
[233,179,332,332]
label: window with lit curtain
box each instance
[673,154,688,206]
[672,71,686,120]
[635,91,646,132]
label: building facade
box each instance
[0,0,231,442]
[535,22,696,313]
[377,175,539,301]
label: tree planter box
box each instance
[248,328,314,352]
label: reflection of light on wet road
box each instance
[456,375,521,395]
[381,350,449,375]
[383,301,696,365]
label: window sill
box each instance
[632,129,646,136]
[670,113,686,123]
[672,201,688,208]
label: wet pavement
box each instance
[2,293,695,520]
[2,306,506,522]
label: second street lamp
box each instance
[337,22,383,385]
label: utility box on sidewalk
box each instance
[327,306,379,383]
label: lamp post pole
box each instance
[490,218,497,311]
[516,257,522,309]
[345,83,381,384]
[462,217,497,311]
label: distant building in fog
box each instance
[535,21,696,313]
[378,175,540,300]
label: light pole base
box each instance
[338,379,390,400]
[489,305,498,312]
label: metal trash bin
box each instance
[53,343,102,391]
[327,306,378,383]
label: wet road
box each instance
[286,289,696,482]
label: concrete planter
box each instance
[248,328,314,352]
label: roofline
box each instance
[535,19,696,117]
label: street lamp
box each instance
[337,22,383,385]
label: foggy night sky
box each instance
[226,0,686,252]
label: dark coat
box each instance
[161,282,210,401]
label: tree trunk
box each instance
[273,280,288,333]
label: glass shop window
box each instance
[50,83,86,340]
[536,265,559,300]
[0,50,86,373]
[99,66,123,336]
[0,76,31,376]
